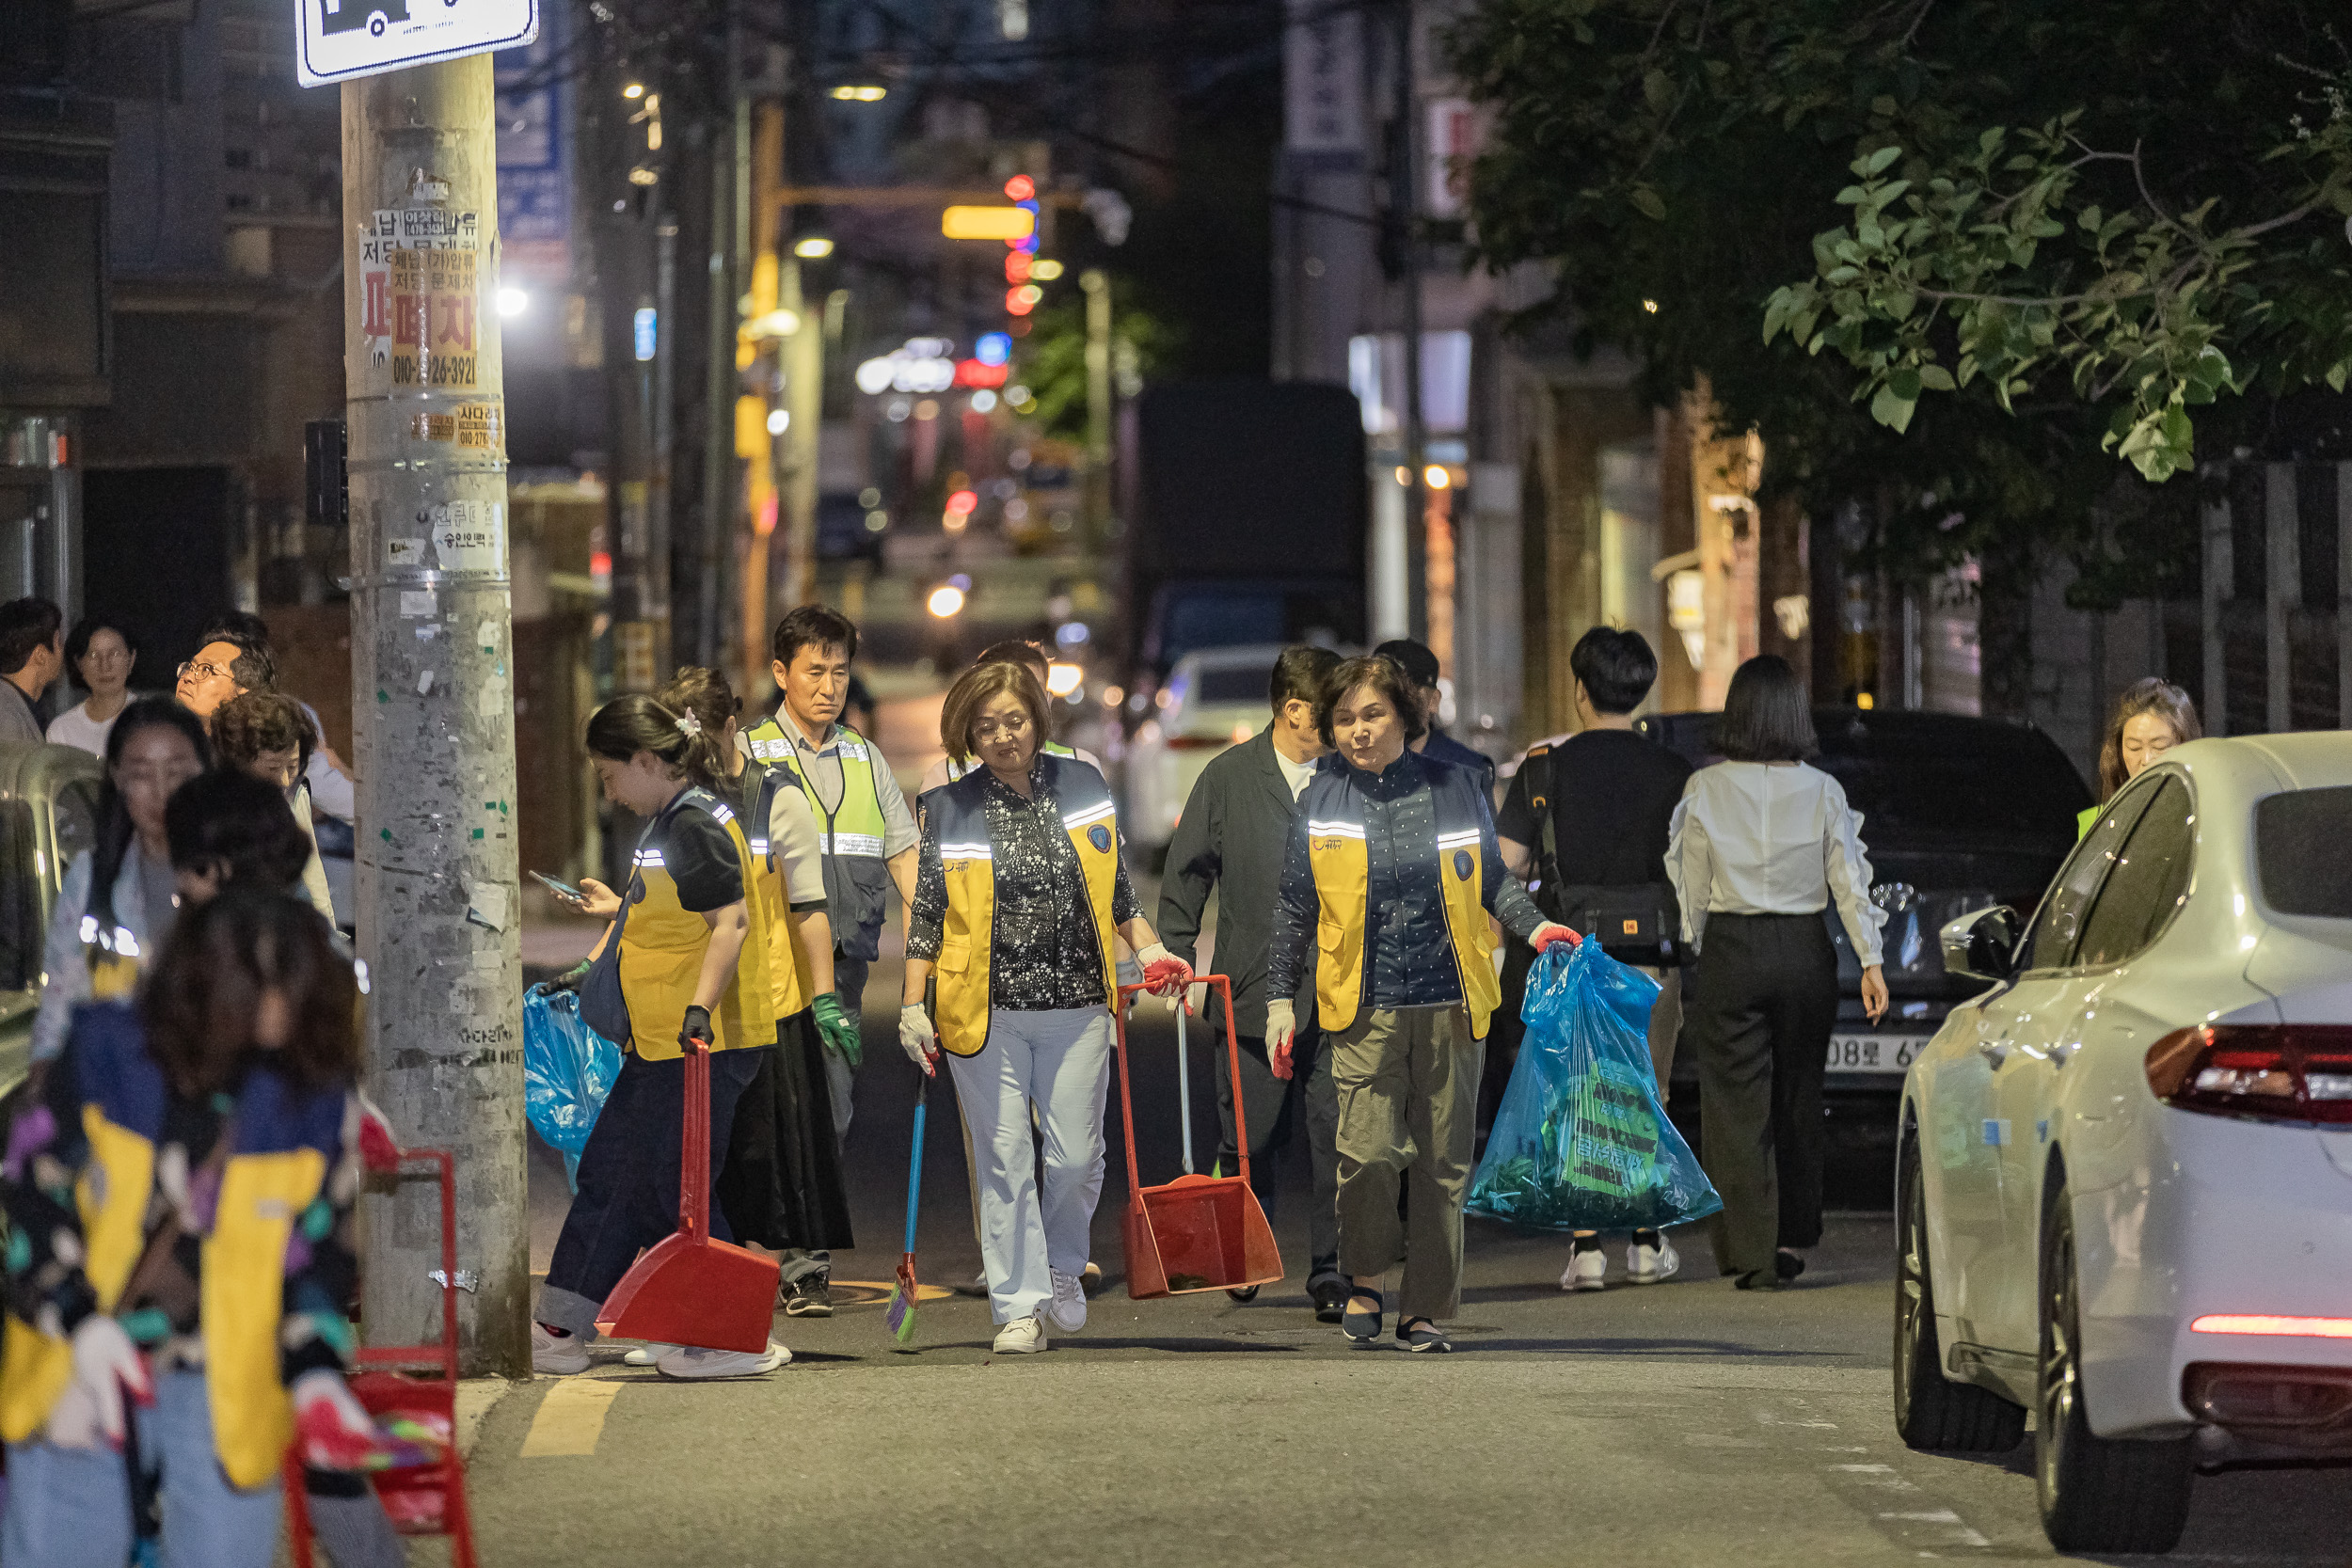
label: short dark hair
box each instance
[1270,644,1341,713]
[771,604,859,669]
[63,618,140,690]
[0,598,63,675]
[142,887,358,1096]
[199,611,274,652]
[1317,655,1428,749]
[194,629,276,695]
[165,768,313,893]
[975,639,1050,683]
[1714,655,1818,762]
[1568,626,1660,715]
[1371,638,1440,689]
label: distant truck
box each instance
[1120,379,1367,687]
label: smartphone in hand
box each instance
[529,870,586,905]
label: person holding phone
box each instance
[531,695,787,1380]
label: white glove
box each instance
[46,1316,151,1450]
[1264,999,1297,1081]
[898,1004,939,1076]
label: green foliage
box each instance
[1447,0,2352,583]
[1770,103,2352,481]
[1013,281,1181,440]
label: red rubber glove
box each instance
[1135,942,1193,999]
[1532,923,1581,955]
[1266,999,1297,1081]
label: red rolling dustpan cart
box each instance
[284,1148,477,1568]
[596,1040,780,1352]
[1113,974,1283,1298]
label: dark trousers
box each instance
[1216,1026,1341,1281]
[538,1046,764,1336]
[1687,912,1836,1281]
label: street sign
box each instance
[298,0,538,88]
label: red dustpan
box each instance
[596,1041,779,1353]
[1114,974,1283,1298]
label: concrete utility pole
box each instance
[342,57,527,1378]
[1082,266,1112,563]
[779,256,822,614]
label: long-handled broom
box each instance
[884,1072,929,1346]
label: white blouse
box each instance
[1666,761,1885,966]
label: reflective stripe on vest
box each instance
[930,755,1120,1056]
[1299,767,1502,1039]
[619,788,779,1057]
[746,718,895,959]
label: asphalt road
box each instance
[466,954,2351,1568]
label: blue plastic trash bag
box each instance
[1467,940,1722,1233]
[524,988,623,1191]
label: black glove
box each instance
[678,1004,714,1053]
[531,960,592,998]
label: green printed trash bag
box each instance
[1467,940,1722,1232]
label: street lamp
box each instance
[927,584,966,618]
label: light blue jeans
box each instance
[946,1006,1114,1324]
[2,1370,281,1568]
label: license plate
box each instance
[1824,1033,1929,1076]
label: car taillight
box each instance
[2144,1025,2352,1125]
[1165,735,1229,751]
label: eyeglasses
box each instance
[177,659,232,683]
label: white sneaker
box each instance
[653,1339,790,1380]
[1627,1233,1681,1285]
[622,1343,678,1368]
[993,1315,1048,1354]
[1560,1243,1607,1292]
[1046,1269,1088,1332]
[532,1321,590,1375]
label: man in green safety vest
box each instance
[741,605,920,1156]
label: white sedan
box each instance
[1120,644,1285,857]
[1897,733,2352,1554]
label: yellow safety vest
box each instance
[1300,764,1502,1039]
[745,717,896,960]
[619,789,779,1058]
[930,755,1121,1056]
[739,756,816,1021]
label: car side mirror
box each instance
[1941,905,2022,984]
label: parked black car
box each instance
[1639,707,2090,1146]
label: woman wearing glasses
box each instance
[44,619,140,757]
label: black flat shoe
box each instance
[1775,1249,1806,1282]
[1396,1317,1453,1353]
[1311,1280,1349,1324]
[1735,1269,1783,1291]
[1342,1287,1383,1345]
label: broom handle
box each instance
[903,1076,927,1254]
[1175,998,1193,1176]
[681,1040,709,1243]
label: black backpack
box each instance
[1519,744,1684,969]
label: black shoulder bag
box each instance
[1523,746,1685,969]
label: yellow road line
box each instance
[519,1377,624,1458]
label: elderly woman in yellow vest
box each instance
[0,890,398,1568]
[898,660,1191,1355]
[532,695,787,1381]
[1265,655,1576,1354]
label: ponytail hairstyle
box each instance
[658,667,742,762]
[584,693,727,794]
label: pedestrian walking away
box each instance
[1667,655,1888,1292]
[653,667,856,1323]
[0,889,402,1568]
[1495,626,1693,1291]
[899,658,1193,1355]
[1158,642,1349,1320]
[0,596,65,745]
[741,605,921,1141]
[532,695,788,1380]
[2082,677,2199,837]
[1374,637,1498,799]
[44,617,139,757]
[1265,654,1575,1353]
[30,697,210,1065]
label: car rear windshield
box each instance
[1811,719,2087,845]
[1189,666,1272,705]
[2256,786,2352,917]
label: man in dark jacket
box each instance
[1158,644,1347,1321]
[1374,638,1497,800]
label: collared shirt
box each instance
[1268,752,1546,1011]
[907,754,1141,1011]
[778,712,919,859]
[1667,761,1885,965]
